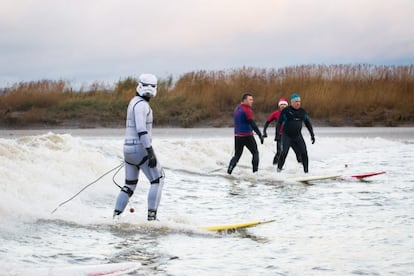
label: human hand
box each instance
[146,147,157,168]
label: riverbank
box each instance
[2,114,413,132]
[2,126,414,140]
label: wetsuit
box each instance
[275,106,315,173]
[263,110,302,165]
[227,103,263,174]
[114,95,164,220]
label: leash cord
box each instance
[112,162,125,189]
[50,162,125,214]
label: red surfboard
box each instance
[350,171,386,179]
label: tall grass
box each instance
[155,64,414,127]
[1,64,413,128]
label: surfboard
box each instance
[198,219,275,232]
[350,171,386,179]
[17,261,141,276]
[287,171,386,184]
[287,174,341,184]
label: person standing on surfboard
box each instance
[113,74,164,221]
[262,97,302,165]
[227,93,264,174]
[275,93,315,173]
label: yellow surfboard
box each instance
[199,219,275,232]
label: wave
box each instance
[0,130,409,224]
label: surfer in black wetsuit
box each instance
[275,93,315,173]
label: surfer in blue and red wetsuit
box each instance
[227,93,264,174]
[275,93,315,173]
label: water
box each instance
[1,127,413,275]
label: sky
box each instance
[1,0,413,88]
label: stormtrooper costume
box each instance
[113,74,164,221]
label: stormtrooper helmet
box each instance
[136,74,157,98]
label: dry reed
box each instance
[1,64,413,128]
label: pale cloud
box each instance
[0,0,413,87]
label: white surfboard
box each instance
[287,174,342,184]
[15,261,141,276]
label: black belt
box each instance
[124,139,140,145]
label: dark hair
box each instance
[242,93,252,101]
